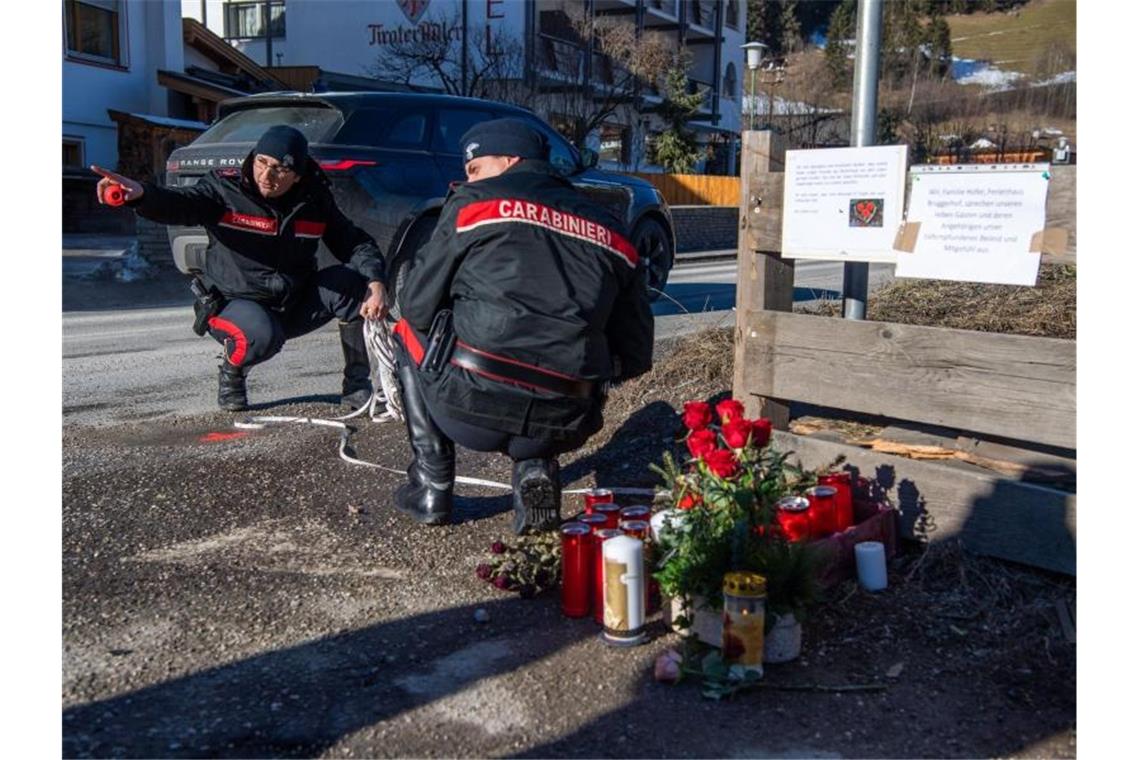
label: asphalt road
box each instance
[62,254,893,428]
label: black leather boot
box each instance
[394,361,454,525]
[217,361,248,412]
[339,320,373,410]
[511,457,562,534]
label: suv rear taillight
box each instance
[319,159,378,171]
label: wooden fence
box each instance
[629,173,741,206]
[732,131,1076,575]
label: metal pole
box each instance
[461,0,469,95]
[264,1,273,69]
[749,68,756,132]
[842,0,883,321]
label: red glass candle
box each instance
[619,505,651,523]
[578,513,608,532]
[619,519,650,539]
[818,473,854,532]
[775,495,812,542]
[583,488,615,514]
[805,485,839,537]
[593,528,624,624]
[560,522,592,618]
[594,503,622,529]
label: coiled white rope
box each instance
[233,320,655,497]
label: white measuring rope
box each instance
[233,319,655,496]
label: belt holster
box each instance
[420,309,456,375]
[190,276,226,337]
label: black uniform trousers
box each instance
[208,265,367,368]
[394,327,592,460]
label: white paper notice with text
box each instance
[781,145,907,263]
[895,166,1049,286]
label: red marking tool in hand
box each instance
[102,183,126,207]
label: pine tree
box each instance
[824,0,855,87]
[649,56,707,173]
[779,0,802,54]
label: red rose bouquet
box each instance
[651,397,823,628]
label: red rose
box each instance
[677,492,703,510]
[681,401,713,431]
[686,428,717,459]
[702,448,739,479]
[716,399,745,424]
[722,417,753,449]
[750,417,772,448]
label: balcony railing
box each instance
[647,0,678,16]
[687,0,716,31]
[537,33,585,83]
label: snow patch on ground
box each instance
[951,57,1024,89]
[951,58,1075,91]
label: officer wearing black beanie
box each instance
[390,119,654,533]
[93,125,388,412]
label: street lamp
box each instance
[741,41,767,132]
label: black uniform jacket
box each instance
[397,160,654,441]
[130,153,385,308]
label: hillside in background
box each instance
[945,0,1076,74]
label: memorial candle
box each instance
[559,523,592,618]
[818,472,854,532]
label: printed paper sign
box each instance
[895,166,1050,286]
[781,145,907,262]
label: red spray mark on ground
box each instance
[199,431,250,443]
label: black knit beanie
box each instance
[459,119,549,162]
[253,125,308,171]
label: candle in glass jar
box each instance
[775,495,812,542]
[559,522,592,618]
[619,519,650,539]
[593,528,624,624]
[818,473,854,532]
[805,485,839,537]
[583,488,615,514]
[619,505,651,523]
[594,503,622,529]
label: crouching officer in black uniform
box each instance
[392,119,654,533]
[93,125,388,411]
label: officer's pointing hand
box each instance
[360,281,389,321]
[91,165,144,205]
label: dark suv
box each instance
[164,92,675,301]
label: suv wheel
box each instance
[387,216,437,322]
[631,217,672,301]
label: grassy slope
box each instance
[945,0,1077,72]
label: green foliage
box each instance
[648,55,707,173]
[747,538,826,624]
[824,0,856,87]
[652,417,820,618]
[825,0,955,89]
[650,129,703,174]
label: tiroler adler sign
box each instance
[369,0,462,46]
[369,19,461,46]
[398,0,431,24]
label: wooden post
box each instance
[733,130,792,427]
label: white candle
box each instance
[855,541,888,592]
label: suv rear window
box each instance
[197,106,344,144]
[334,108,430,149]
[434,109,496,154]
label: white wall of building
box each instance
[63,0,185,169]
[286,0,523,83]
